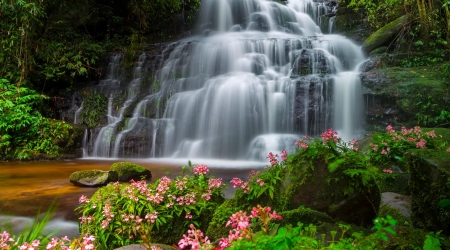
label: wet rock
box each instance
[69,170,118,187]
[110,162,152,182]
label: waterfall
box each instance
[86,0,365,160]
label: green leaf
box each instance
[438,199,450,208]
[328,158,346,172]
[423,234,441,250]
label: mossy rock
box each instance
[281,157,381,227]
[69,170,118,187]
[279,206,334,226]
[406,148,450,234]
[362,15,408,54]
[110,162,152,182]
[362,64,450,128]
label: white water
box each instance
[82,0,365,160]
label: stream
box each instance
[0,158,262,238]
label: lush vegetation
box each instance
[0,0,199,160]
[348,0,450,50]
[2,126,449,249]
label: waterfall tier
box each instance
[76,0,366,160]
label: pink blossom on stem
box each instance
[193,164,209,175]
[416,139,426,148]
[281,149,288,161]
[230,177,243,188]
[383,169,393,174]
[266,152,278,165]
[78,195,89,204]
[321,128,339,142]
[386,125,395,134]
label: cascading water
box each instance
[82,0,365,160]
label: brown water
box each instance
[0,159,259,222]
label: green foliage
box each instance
[0,78,72,160]
[228,216,398,250]
[368,125,437,168]
[438,179,450,208]
[423,233,442,250]
[76,163,226,248]
[79,90,108,128]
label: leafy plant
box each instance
[438,179,450,209]
[76,163,226,248]
[0,78,72,160]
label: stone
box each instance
[110,162,152,182]
[69,170,118,187]
[362,15,409,54]
[381,192,411,218]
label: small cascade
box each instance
[81,0,366,161]
[73,102,83,125]
[81,129,88,157]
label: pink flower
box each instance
[446,147,450,153]
[208,178,224,189]
[78,195,89,204]
[185,213,192,219]
[267,152,278,165]
[381,149,387,155]
[386,125,395,133]
[281,149,288,161]
[383,169,393,174]
[145,212,158,223]
[416,139,426,148]
[321,128,339,142]
[230,177,243,188]
[193,165,209,175]
[256,178,264,186]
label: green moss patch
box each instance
[110,161,151,181]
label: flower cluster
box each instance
[230,177,250,193]
[193,164,209,175]
[321,128,338,142]
[370,125,437,160]
[382,169,393,174]
[1,231,96,250]
[178,224,214,250]
[295,135,311,149]
[266,152,278,165]
[76,163,226,249]
[219,205,283,248]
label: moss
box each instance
[386,226,428,249]
[206,198,249,241]
[406,148,450,234]
[110,161,151,181]
[378,204,411,227]
[279,206,334,226]
[69,170,118,186]
[80,91,108,128]
[362,15,408,53]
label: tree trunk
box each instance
[445,6,450,48]
[416,0,429,45]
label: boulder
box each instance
[110,162,152,182]
[362,15,408,54]
[406,147,450,234]
[69,170,118,187]
[283,157,381,227]
[381,192,411,218]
